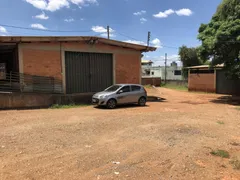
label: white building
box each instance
[142,60,183,80]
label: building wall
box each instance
[19,42,141,93]
[142,66,183,80]
[188,73,215,92]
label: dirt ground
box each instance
[0,88,240,180]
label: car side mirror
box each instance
[118,90,123,94]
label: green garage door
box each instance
[65,52,113,94]
[216,70,240,95]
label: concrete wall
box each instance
[142,77,161,86]
[0,92,94,109]
[188,73,215,92]
[19,42,141,93]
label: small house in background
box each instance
[141,60,183,81]
[187,64,240,95]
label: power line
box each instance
[0,23,92,33]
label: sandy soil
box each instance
[0,88,240,180]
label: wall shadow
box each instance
[210,96,240,106]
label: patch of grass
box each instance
[230,157,240,170]
[236,106,240,111]
[50,104,88,109]
[210,149,230,158]
[161,84,188,91]
[144,84,153,88]
[217,121,225,125]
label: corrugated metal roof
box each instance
[0,36,156,52]
[186,64,224,69]
[141,60,153,63]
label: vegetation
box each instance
[230,157,240,170]
[217,121,225,125]
[178,46,204,78]
[210,149,230,158]
[50,104,88,109]
[162,83,188,91]
[198,0,240,79]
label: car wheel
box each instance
[106,99,117,109]
[138,97,146,106]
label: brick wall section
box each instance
[115,54,140,84]
[188,73,215,92]
[22,49,62,80]
[21,42,141,90]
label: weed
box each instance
[217,121,225,125]
[161,84,188,91]
[210,150,230,158]
[50,104,88,109]
[230,157,240,170]
[144,84,152,88]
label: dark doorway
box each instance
[65,51,113,94]
[0,44,19,76]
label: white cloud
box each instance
[92,26,115,38]
[140,18,147,24]
[91,26,114,33]
[175,8,193,16]
[30,23,47,30]
[34,12,49,20]
[124,40,147,46]
[150,38,162,48]
[100,33,116,38]
[70,0,97,5]
[25,0,97,11]
[153,9,174,18]
[0,26,7,34]
[64,18,74,22]
[133,10,146,16]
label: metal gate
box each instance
[65,52,113,94]
[216,70,240,95]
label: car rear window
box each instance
[131,85,141,91]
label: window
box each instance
[174,70,182,76]
[105,85,122,92]
[120,86,130,93]
[131,85,141,92]
[151,72,154,75]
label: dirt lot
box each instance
[0,88,240,180]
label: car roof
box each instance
[115,84,143,87]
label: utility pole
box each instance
[165,53,167,84]
[107,25,110,39]
[147,31,151,46]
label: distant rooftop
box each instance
[141,60,153,64]
[187,64,224,69]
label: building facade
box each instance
[0,36,156,95]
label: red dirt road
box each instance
[0,88,240,180]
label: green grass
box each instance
[230,157,240,170]
[161,83,188,91]
[236,106,240,111]
[50,104,89,109]
[210,150,230,158]
[217,121,225,125]
[144,84,153,88]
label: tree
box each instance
[178,45,203,78]
[198,0,240,79]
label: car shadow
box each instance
[147,96,167,102]
[210,95,240,106]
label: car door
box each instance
[116,85,131,104]
[130,85,142,102]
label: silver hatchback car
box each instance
[92,84,147,109]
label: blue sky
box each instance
[0,0,222,66]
